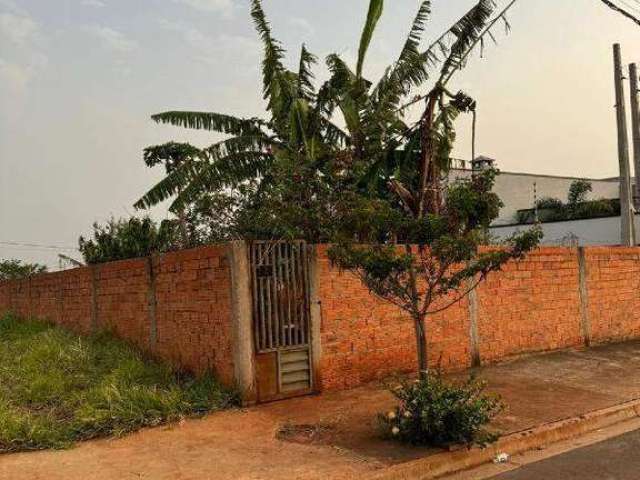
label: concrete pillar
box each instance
[228,241,256,405]
[90,265,100,333]
[57,279,63,325]
[27,276,32,319]
[577,247,592,347]
[467,282,481,367]
[145,256,158,348]
[307,245,323,392]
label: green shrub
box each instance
[571,199,618,220]
[535,197,563,210]
[0,314,238,452]
[78,216,181,265]
[379,373,503,448]
[0,259,47,281]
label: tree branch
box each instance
[426,276,483,315]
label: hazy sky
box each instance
[2,0,640,268]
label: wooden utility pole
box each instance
[630,63,640,207]
[613,44,636,246]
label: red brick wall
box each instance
[475,247,583,363]
[585,247,640,343]
[93,259,150,347]
[315,245,471,391]
[4,244,640,396]
[153,246,235,384]
[315,246,640,391]
[0,245,235,386]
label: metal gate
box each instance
[249,240,313,402]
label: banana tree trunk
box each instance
[418,93,441,217]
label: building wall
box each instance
[314,246,640,392]
[0,245,236,385]
[450,169,619,226]
[489,214,640,246]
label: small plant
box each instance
[380,373,503,448]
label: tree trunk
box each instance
[413,313,428,379]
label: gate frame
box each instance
[228,240,322,405]
[228,241,257,405]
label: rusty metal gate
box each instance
[249,240,313,402]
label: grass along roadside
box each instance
[0,313,237,453]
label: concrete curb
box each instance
[370,399,640,480]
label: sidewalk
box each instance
[3,340,640,480]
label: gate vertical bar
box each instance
[272,244,283,348]
[301,244,310,344]
[294,243,303,344]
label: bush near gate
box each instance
[380,373,503,448]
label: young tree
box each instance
[328,0,542,376]
[0,260,47,281]
[330,170,541,376]
[568,180,593,206]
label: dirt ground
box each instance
[3,340,640,480]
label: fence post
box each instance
[467,279,481,368]
[27,276,32,319]
[228,241,256,405]
[577,247,592,347]
[146,256,158,348]
[307,245,323,392]
[57,278,64,325]
[90,264,100,333]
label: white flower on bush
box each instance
[391,426,400,436]
[387,411,397,420]
[403,410,412,419]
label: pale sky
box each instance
[1,0,640,268]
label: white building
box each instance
[449,157,632,246]
[450,157,620,226]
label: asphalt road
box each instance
[489,429,640,479]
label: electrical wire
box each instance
[0,241,77,251]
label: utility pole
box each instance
[613,44,636,246]
[630,63,640,208]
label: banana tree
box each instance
[135,0,346,217]
[323,0,518,216]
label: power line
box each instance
[0,241,77,251]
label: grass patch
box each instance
[0,313,238,453]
